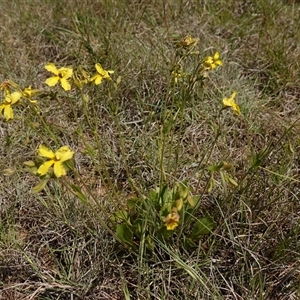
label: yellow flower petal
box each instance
[0,104,4,114]
[216,60,223,66]
[165,210,180,230]
[45,63,59,75]
[4,105,13,120]
[10,91,22,104]
[38,145,55,158]
[91,75,102,85]
[45,76,59,87]
[53,161,67,177]
[231,91,237,99]
[28,99,38,104]
[37,160,55,176]
[222,92,240,115]
[60,78,71,91]
[96,64,113,78]
[63,68,73,79]
[23,87,39,98]
[166,223,178,230]
[95,63,105,75]
[55,146,74,162]
[214,52,220,60]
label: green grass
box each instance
[1,0,300,299]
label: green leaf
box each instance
[116,224,134,248]
[189,216,216,238]
[114,210,129,222]
[186,195,194,207]
[207,177,215,193]
[23,160,36,167]
[71,184,88,203]
[226,175,238,187]
[24,160,38,175]
[175,182,189,199]
[220,170,226,187]
[207,162,223,173]
[32,180,48,193]
[127,197,139,210]
[145,235,155,251]
[183,237,196,249]
[132,218,144,238]
[251,150,264,168]
[2,168,15,176]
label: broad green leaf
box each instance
[32,180,48,193]
[189,216,216,238]
[176,182,189,199]
[192,195,200,207]
[133,219,144,237]
[114,210,129,222]
[116,224,133,247]
[186,195,195,207]
[127,197,139,210]
[149,188,159,202]
[23,160,38,175]
[145,235,155,251]
[175,198,183,211]
[207,162,223,173]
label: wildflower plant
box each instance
[2,3,300,298]
[2,33,240,258]
[109,35,241,253]
[113,183,216,252]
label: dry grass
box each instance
[1,0,300,299]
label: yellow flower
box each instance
[172,70,185,83]
[73,66,91,89]
[165,208,180,230]
[204,52,223,70]
[37,145,74,178]
[90,63,114,85]
[23,86,39,103]
[0,91,22,120]
[222,91,240,115]
[0,80,19,95]
[178,35,198,48]
[45,63,73,91]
